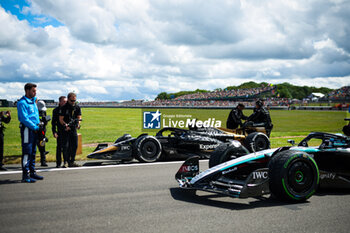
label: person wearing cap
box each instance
[37,100,50,166]
[226,103,248,130]
[0,110,11,171]
[247,99,273,137]
[17,83,43,183]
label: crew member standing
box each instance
[52,96,67,168]
[226,103,248,130]
[37,100,50,167]
[0,110,11,171]
[59,92,81,168]
[247,100,273,137]
[17,83,43,182]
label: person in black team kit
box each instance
[59,92,81,168]
[0,110,11,171]
[52,96,67,168]
[247,100,273,137]
[226,103,248,130]
[36,100,50,167]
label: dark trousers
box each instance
[0,132,4,166]
[62,130,78,165]
[56,132,64,166]
[36,142,46,164]
[20,126,37,178]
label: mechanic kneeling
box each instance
[226,103,248,130]
[246,100,273,137]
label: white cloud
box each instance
[0,7,30,50]
[0,0,349,101]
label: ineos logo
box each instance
[179,165,198,173]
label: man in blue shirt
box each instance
[17,83,44,183]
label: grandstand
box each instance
[140,85,277,107]
[326,86,350,100]
[121,85,349,109]
[14,85,347,109]
[174,86,275,101]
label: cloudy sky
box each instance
[0,0,349,102]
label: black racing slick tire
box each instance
[209,141,249,168]
[343,125,350,136]
[135,136,162,163]
[268,150,319,202]
[244,132,270,152]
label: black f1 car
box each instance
[87,127,270,163]
[175,132,350,202]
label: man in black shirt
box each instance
[0,110,11,171]
[226,103,248,130]
[52,96,67,168]
[59,93,81,167]
[247,100,273,137]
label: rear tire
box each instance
[244,132,270,152]
[209,141,249,168]
[135,136,162,163]
[269,150,319,202]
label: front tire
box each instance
[244,132,270,152]
[269,150,319,202]
[135,136,162,163]
[209,141,249,168]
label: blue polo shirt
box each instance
[17,96,40,131]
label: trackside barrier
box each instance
[296,106,334,111]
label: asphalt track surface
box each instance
[1,160,350,233]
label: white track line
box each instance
[0,160,208,175]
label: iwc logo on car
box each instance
[143,110,162,129]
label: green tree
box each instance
[156,92,169,100]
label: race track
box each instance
[1,160,350,233]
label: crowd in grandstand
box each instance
[140,97,295,108]
[7,86,349,108]
[326,86,350,100]
[175,86,275,100]
[142,100,236,107]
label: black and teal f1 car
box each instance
[88,127,270,163]
[175,132,350,202]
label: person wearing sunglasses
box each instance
[59,92,82,168]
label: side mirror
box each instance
[287,139,295,146]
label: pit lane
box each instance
[0,160,350,233]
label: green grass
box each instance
[1,107,346,164]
